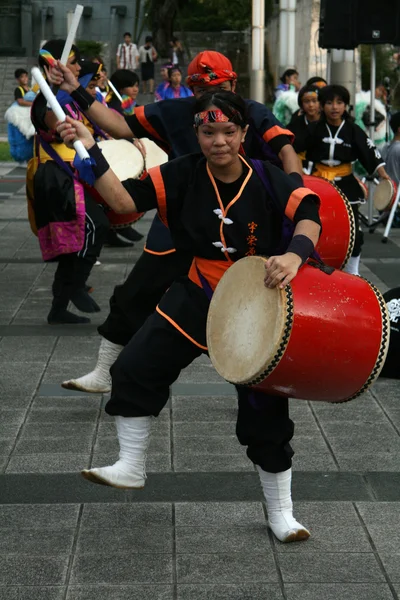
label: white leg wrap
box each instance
[343,255,361,276]
[256,466,310,543]
[82,415,152,489]
[62,338,123,393]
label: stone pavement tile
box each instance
[177,364,225,384]
[81,503,172,527]
[1,263,44,279]
[0,587,65,600]
[0,297,23,310]
[15,422,96,455]
[292,452,338,471]
[365,473,400,500]
[0,527,75,554]
[31,396,102,410]
[6,454,91,473]
[279,553,385,583]
[172,396,237,422]
[177,584,283,600]
[25,407,99,424]
[51,337,102,363]
[0,504,79,528]
[320,421,399,439]
[41,362,96,384]
[92,452,172,472]
[76,525,173,554]
[70,554,173,584]
[175,502,266,526]
[312,394,387,422]
[395,584,400,596]
[176,524,270,554]
[357,502,400,527]
[335,452,400,471]
[66,585,174,600]
[177,553,278,583]
[0,309,15,323]
[0,394,34,409]
[173,454,254,472]
[0,556,68,585]
[174,436,243,456]
[0,337,56,362]
[174,422,237,437]
[383,409,400,429]
[370,379,400,410]
[378,554,400,582]
[0,456,7,472]
[0,439,14,454]
[284,583,394,600]
[326,428,400,454]
[0,363,44,395]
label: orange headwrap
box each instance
[186,50,237,89]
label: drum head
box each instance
[97,139,144,180]
[207,256,289,385]
[373,179,394,211]
[140,138,168,170]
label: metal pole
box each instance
[279,0,288,73]
[326,49,332,84]
[368,45,377,227]
[250,0,265,103]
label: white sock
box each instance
[343,255,361,276]
[256,466,310,543]
[62,338,123,393]
[82,415,152,489]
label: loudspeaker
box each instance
[354,0,400,45]
[319,0,356,49]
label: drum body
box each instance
[207,256,390,403]
[96,139,168,229]
[303,175,355,270]
[373,179,398,212]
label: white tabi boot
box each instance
[343,255,361,276]
[61,338,123,393]
[82,415,152,489]
[256,466,310,543]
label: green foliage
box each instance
[179,0,256,32]
[360,45,396,89]
[76,40,104,59]
[0,142,12,162]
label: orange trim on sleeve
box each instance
[156,306,208,351]
[148,166,168,228]
[285,187,317,221]
[263,125,294,144]
[144,245,176,255]
[134,105,165,144]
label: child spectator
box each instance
[14,68,33,107]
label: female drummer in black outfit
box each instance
[57,91,321,544]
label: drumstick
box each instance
[107,79,123,102]
[31,66,90,160]
[60,5,84,65]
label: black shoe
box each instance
[105,230,135,247]
[70,288,101,313]
[85,284,94,294]
[118,226,144,242]
[47,308,91,324]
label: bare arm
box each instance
[47,62,134,139]
[57,117,138,214]
[16,98,33,107]
[278,143,303,176]
[377,165,390,180]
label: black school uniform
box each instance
[288,113,312,170]
[98,97,296,345]
[305,117,385,256]
[105,153,321,473]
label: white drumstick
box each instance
[31,66,90,160]
[107,79,123,102]
[60,5,84,65]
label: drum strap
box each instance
[195,265,214,301]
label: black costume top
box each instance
[119,153,320,347]
[124,97,295,253]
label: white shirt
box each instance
[117,43,139,70]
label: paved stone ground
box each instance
[0,162,400,599]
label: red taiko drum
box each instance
[207,256,390,403]
[303,175,355,270]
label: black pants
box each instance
[52,195,109,307]
[98,249,193,346]
[106,309,294,473]
[351,204,364,257]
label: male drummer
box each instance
[47,50,304,392]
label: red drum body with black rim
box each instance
[207,256,390,403]
[303,175,355,270]
[96,139,168,229]
[373,179,398,212]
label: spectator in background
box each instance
[155,66,193,100]
[14,69,33,107]
[92,57,109,98]
[169,37,184,67]
[139,36,158,95]
[306,76,327,89]
[386,112,400,184]
[116,32,139,71]
[154,62,172,101]
[275,68,301,100]
[107,69,140,116]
